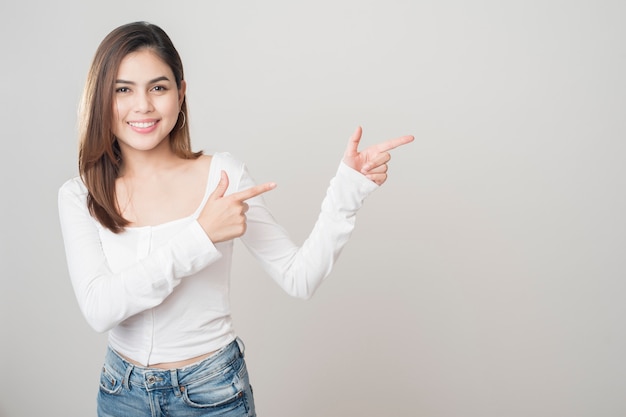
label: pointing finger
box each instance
[230,181,277,202]
[371,135,414,153]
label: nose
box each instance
[134,91,153,113]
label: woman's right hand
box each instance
[198,170,276,243]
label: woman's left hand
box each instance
[343,126,414,185]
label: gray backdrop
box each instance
[1,1,625,416]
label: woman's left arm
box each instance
[239,128,413,298]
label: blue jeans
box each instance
[97,339,256,417]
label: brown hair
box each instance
[79,21,201,233]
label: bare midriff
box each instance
[120,350,218,370]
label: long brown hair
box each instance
[78,21,201,233]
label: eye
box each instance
[115,87,130,93]
[152,85,168,92]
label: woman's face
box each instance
[112,49,185,156]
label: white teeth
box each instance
[128,121,157,128]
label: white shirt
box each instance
[58,152,377,366]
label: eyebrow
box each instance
[115,76,171,85]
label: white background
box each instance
[1,1,625,416]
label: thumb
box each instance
[209,170,229,200]
[344,126,363,158]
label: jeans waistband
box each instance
[103,338,244,392]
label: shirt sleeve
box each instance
[239,160,379,299]
[57,179,222,333]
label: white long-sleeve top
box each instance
[58,152,377,366]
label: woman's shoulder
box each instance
[191,152,244,178]
[58,176,87,198]
[57,177,90,212]
[209,151,246,172]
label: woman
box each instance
[58,21,413,417]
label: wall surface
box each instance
[1,1,625,416]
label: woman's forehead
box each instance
[116,49,174,80]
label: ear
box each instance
[178,79,187,106]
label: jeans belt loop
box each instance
[170,369,181,397]
[123,364,134,391]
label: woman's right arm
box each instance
[58,179,222,333]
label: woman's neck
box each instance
[119,142,182,179]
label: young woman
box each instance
[58,21,413,417]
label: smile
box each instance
[128,121,158,128]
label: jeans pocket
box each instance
[181,358,247,410]
[99,365,123,395]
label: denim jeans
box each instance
[97,338,256,417]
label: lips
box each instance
[126,119,161,134]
